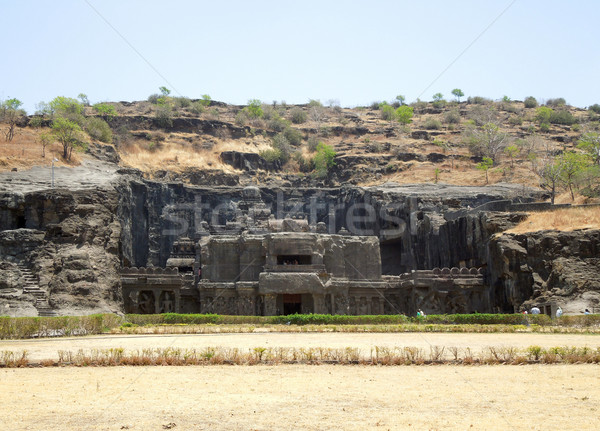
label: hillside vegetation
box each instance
[1,92,599,203]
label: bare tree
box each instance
[464,121,509,164]
[310,105,326,132]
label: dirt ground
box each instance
[1,364,598,430]
[2,332,599,361]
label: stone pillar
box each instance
[312,294,327,314]
[264,294,277,316]
[175,290,181,313]
[154,291,160,314]
[334,293,349,315]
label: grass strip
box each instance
[2,345,599,367]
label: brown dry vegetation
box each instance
[0,125,82,170]
[506,207,600,233]
[1,97,598,197]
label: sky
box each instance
[2,0,600,114]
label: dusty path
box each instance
[2,364,599,430]
[2,332,599,361]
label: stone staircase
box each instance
[17,263,57,317]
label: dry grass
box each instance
[0,126,81,170]
[506,207,600,233]
[2,345,599,367]
[119,133,272,174]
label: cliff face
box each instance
[1,166,596,316]
[0,188,123,316]
[115,179,539,272]
[488,229,600,313]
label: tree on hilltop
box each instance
[451,89,464,102]
[0,98,26,142]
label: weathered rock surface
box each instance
[0,160,595,316]
[488,229,600,313]
[0,186,123,316]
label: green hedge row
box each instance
[2,313,598,339]
[127,313,555,326]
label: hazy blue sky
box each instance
[2,0,599,113]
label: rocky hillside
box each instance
[1,96,598,201]
[0,95,599,317]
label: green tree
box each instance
[504,144,519,167]
[396,105,414,124]
[432,93,446,108]
[395,95,406,105]
[451,89,464,102]
[578,131,600,165]
[245,99,263,119]
[48,96,84,126]
[52,116,84,160]
[93,103,117,120]
[200,94,212,107]
[39,132,53,158]
[476,157,494,184]
[535,106,553,124]
[77,93,90,106]
[0,98,25,141]
[559,152,591,200]
[533,152,563,204]
[313,142,336,177]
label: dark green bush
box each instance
[549,110,576,125]
[589,104,600,114]
[155,104,173,127]
[260,148,284,163]
[148,93,160,104]
[290,107,307,124]
[283,127,303,146]
[467,96,491,105]
[268,116,288,132]
[381,104,395,121]
[444,109,461,124]
[546,97,566,107]
[84,117,113,143]
[524,96,538,108]
[174,97,191,108]
[190,101,205,115]
[508,115,523,126]
[424,118,442,130]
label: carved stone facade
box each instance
[122,230,486,315]
[120,185,488,316]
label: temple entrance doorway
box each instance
[282,294,302,315]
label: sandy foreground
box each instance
[1,364,598,431]
[1,332,599,361]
